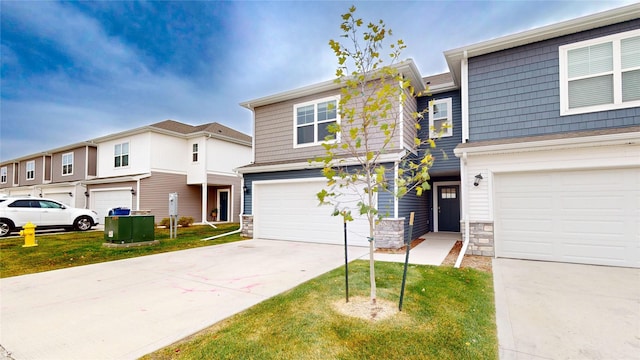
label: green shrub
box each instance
[158,218,171,227]
[178,216,194,227]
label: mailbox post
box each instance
[169,192,178,238]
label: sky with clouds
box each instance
[1,0,635,161]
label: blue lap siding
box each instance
[468,19,640,142]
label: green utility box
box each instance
[105,215,154,243]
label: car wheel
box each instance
[0,220,13,237]
[74,216,93,231]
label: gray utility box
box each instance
[104,215,155,243]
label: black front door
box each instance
[219,191,229,221]
[438,186,460,232]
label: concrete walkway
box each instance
[374,232,459,265]
[493,259,640,359]
[0,239,369,360]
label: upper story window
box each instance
[26,161,35,180]
[0,167,6,184]
[429,98,453,138]
[114,142,129,168]
[294,96,340,147]
[62,152,73,175]
[559,29,640,116]
[192,143,198,162]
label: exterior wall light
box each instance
[84,191,89,197]
[243,185,249,194]
[68,192,73,197]
[474,173,483,187]
[130,189,136,195]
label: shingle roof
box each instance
[150,120,251,143]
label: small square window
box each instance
[293,96,340,147]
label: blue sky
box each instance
[0,0,635,161]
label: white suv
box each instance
[0,197,99,237]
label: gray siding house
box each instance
[447,4,639,268]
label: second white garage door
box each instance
[494,168,639,268]
[91,190,132,222]
[253,179,372,247]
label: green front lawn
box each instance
[144,260,497,360]
[0,223,243,278]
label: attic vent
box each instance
[218,130,222,133]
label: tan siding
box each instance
[51,147,88,183]
[140,172,201,221]
[87,147,97,176]
[19,157,44,185]
[44,156,52,182]
[403,89,418,149]
[0,165,12,189]
[254,84,404,165]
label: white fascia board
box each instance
[428,82,459,94]
[454,131,640,157]
[240,59,425,110]
[236,152,405,174]
[82,173,152,185]
[444,3,640,85]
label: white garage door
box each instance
[91,190,132,222]
[45,193,72,206]
[253,179,372,247]
[495,168,639,268]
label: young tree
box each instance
[316,6,437,304]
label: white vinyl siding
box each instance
[26,161,35,180]
[429,98,453,138]
[62,152,73,176]
[560,29,640,115]
[293,96,340,147]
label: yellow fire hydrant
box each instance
[20,222,37,247]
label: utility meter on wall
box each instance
[169,192,178,216]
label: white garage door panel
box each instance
[254,180,371,247]
[91,190,132,222]
[496,168,639,268]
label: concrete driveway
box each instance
[493,258,640,359]
[0,239,369,360]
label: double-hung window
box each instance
[294,96,339,147]
[26,161,35,180]
[62,152,73,175]
[559,29,640,115]
[429,98,453,138]
[192,143,198,162]
[0,167,6,184]
[114,142,129,168]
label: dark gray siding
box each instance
[468,19,640,141]
[398,187,429,242]
[417,90,462,174]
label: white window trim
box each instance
[559,28,640,116]
[293,95,341,148]
[192,143,199,163]
[429,97,453,138]
[62,152,74,176]
[114,142,130,168]
[0,166,7,184]
[26,160,35,181]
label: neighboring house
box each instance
[446,4,640,268]
[1,120,252,225]
[0,142,98,207]
[237,61,450,248]
[84,120,252,223]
